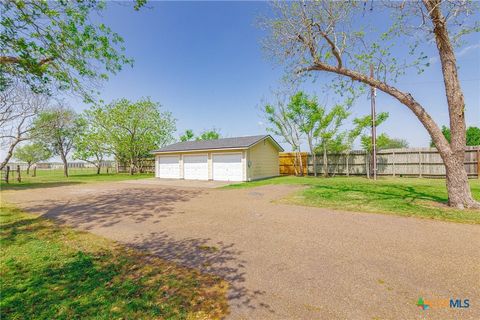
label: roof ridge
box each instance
[152,134,283,153]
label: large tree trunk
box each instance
[129,157,134,175]
[443,155,477,209]
[424,0,479,209]
[292,152,299,176]
[296,151,304,176]
[60,152,68,177]
[308,137,317,177]
[56,137,69,177]
[323,145,328,177]
[26,163,31,175]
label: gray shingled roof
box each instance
[153,135,283,153]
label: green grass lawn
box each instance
[227,176,480,224]
[0,205,228,319]
[1,168,153,191]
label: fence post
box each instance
[5,166,10,184]
[346,153,349,177]
[419,151,422,178]
[33,165,36,177]
[16,165,21,182]
[392,151,396,177]
[477,148,480,179]
[365,152,370,179]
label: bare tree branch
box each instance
[0,81,49,170]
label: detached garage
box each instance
[152,135,283,182]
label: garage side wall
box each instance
[247,139,280,181]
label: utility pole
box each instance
[370,64,377,181]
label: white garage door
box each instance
[212,153,243,181]
[158,156,180,179]
[183,155,208,180]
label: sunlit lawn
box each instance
[227,176,480,224]
[0,168,153,191]
[0,205,228,319]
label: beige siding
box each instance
[247,138,280,181]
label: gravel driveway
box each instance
[3,180,480,319]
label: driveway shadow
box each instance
[0,181,83,191]
[133,231,275,315]
[24,187,202,230]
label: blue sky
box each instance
[70,1,479,150]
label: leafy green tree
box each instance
[380,136,409,150]
[262,1,479,208]
[286,92,321,176]
[73,115,109,174]
[13,142,51,174]
[180,128,221,142]
[431,126,480,147]
[314,104,350,177]
[180,129,195,142]
[347,112,389,178]
[355,113,394,154]
[196,129,221,141]
[0,1,145,100]
[87,98,176,174]
[263,93,304,175]
[361,133,409,152]
[33,106,82,177]
[466,127,480,146]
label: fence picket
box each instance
[279,146,479,178]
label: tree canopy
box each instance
[13,142,51,174]
[73,114,109,174]
[180,129,195,142]
[87,98,176,174]
[33,106,82,177]
[431,126,480,147]
[0,0,145,101]
[361,133,409,152]
[197,129,221,141]
[179,128,221,142]
[264,91,350,176]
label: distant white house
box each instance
[152,135,283,182]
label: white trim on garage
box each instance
[212,152,244,182]
[157,155,180,179]
[183,154,208,180]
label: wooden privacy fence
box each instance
[279,152,308,176]
[279,146,480,178]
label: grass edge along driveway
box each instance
[0,170,154,191]
[226,176,480,224]
[0,204,229,320]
